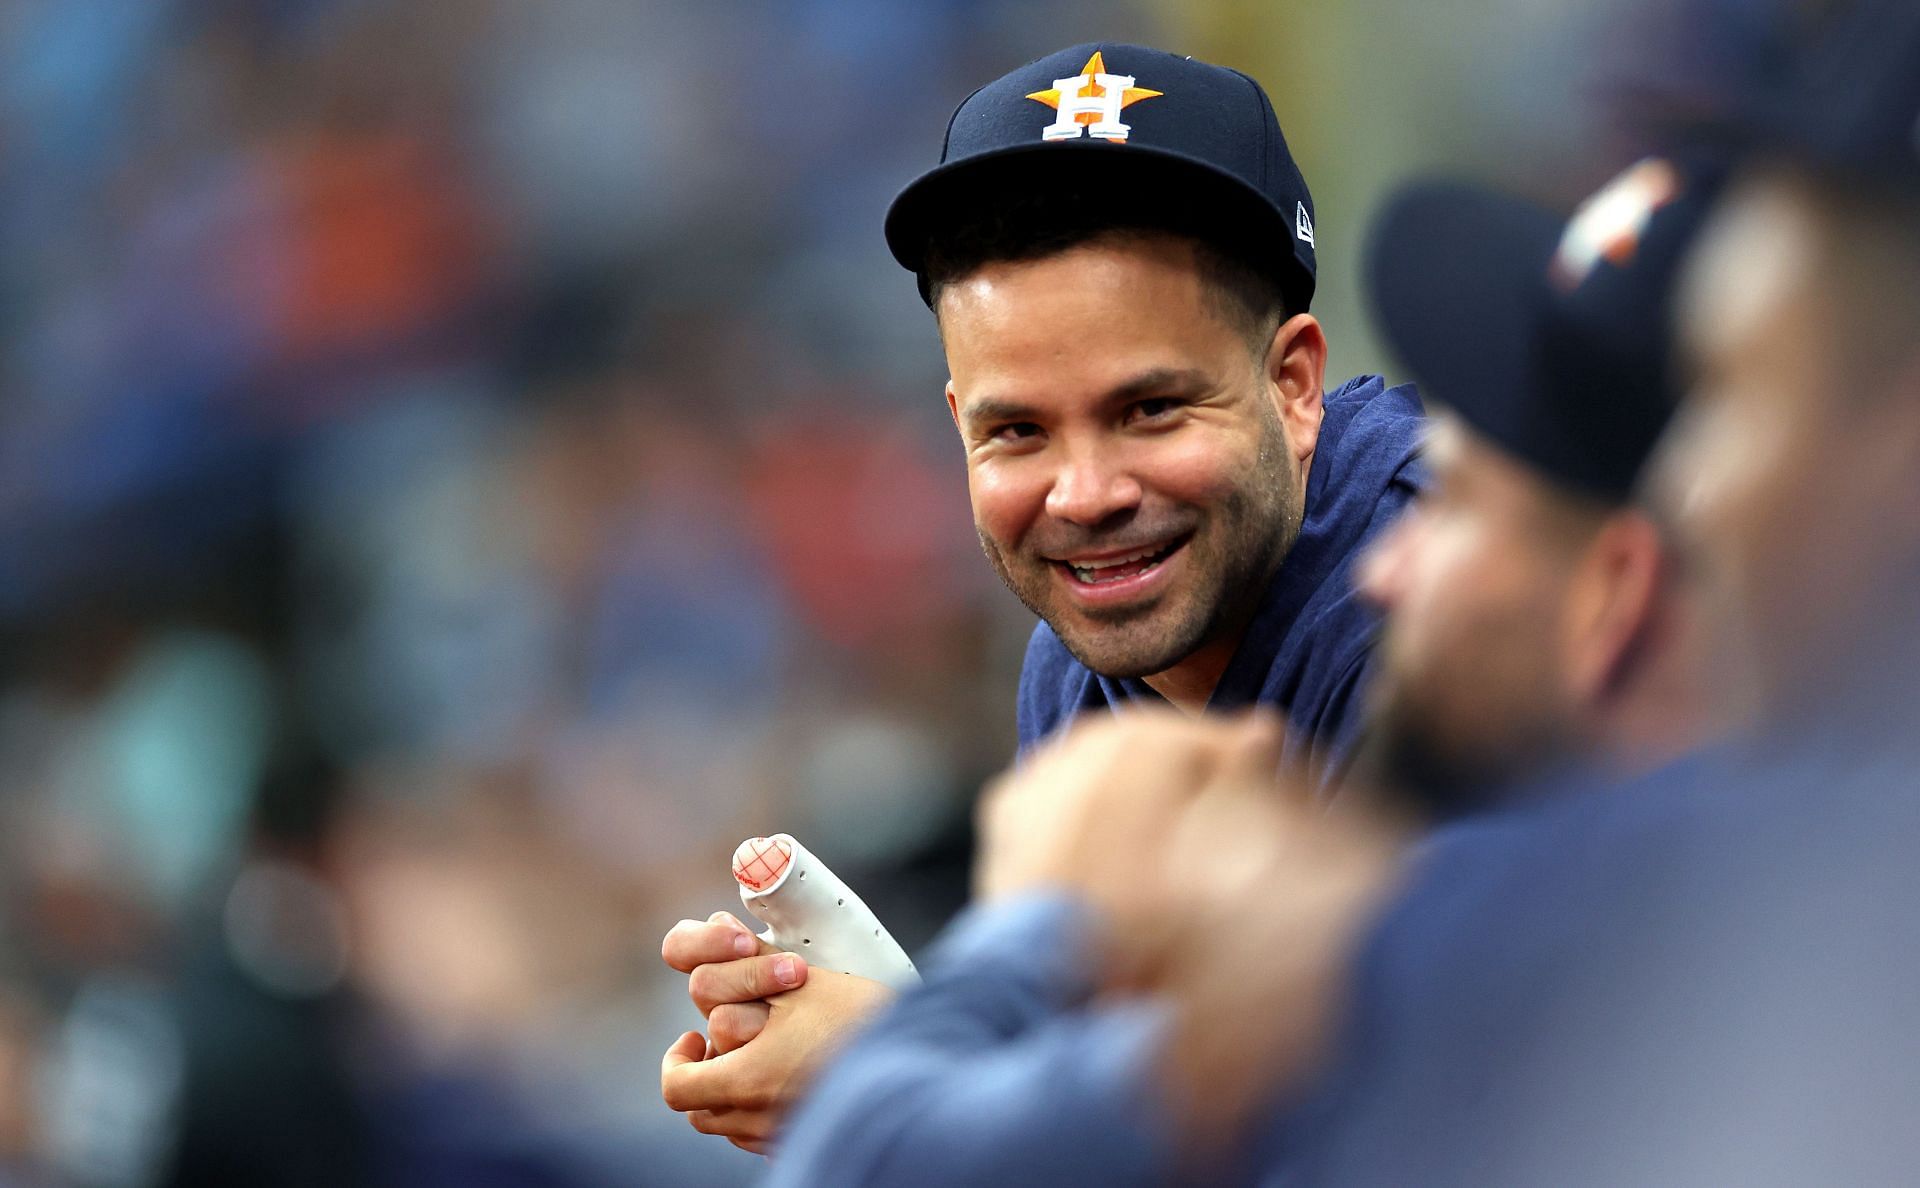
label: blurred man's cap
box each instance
[1366,157,1728,502]
[1755,0,1920,190]
[885,43,1316,311]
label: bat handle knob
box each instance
[733,836,792,891]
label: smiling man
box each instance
[935,229,1313,713]
[893,47,1426,781]
[658,43,1424,1156]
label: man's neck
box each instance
[1142,636,1240,715]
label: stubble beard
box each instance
[1347,687,1494,819]
[1351,634,1575,819]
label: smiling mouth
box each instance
[1056,537,1188,586]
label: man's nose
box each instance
[1044,448,1143,527]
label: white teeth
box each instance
[1066,543,1171,584]
[1072,546,1159,571]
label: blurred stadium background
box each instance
[0,0,1735,1183]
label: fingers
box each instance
[661,1045,774,1114]
[1055,710,1278,803]
[689,952,808,1015]
[661,1030,706,1080]
[974,708,1298,906]
[1203,711,1290,800]
[688,1107,777,1148]
[708,1000,771,1054]
[661,1044,724,1113]
[662,913,776,973]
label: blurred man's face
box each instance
[1355,417,1589,804]
[939,234,1317,680]
[1653,175,1920,717]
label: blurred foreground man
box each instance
[1282,11,1920,1179]
[658,43,1425,1152]
[749,148,1735,1185]
[1351,157,1724,813]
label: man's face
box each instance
[939,234,1312,679]
[1355,417,1589,804]
[1651,174,1920,718]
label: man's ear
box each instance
[1266,314,1328,466]
[945,380,962,434]
[1562,511,1668,709]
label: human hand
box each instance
[661,912,802,1058]
[660,965,896,1155]
[1144,776,1406,1153]
[974,709,1286,955]
[972,706,1406,1152]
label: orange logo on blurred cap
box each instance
[1551,158,1682,291]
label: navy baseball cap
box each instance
[1367,156,1729,502]
[1753,0,1920,190]
[885,43,1318,311]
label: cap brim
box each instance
[886,140,1312,309]
[1366,182,1564,471]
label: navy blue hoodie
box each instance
[1016,374,1426,788]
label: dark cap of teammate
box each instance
[884,43,1317,312]
[1365,157,1729,502]
[1753,0,1920,190]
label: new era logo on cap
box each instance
[1297,202,1315,246]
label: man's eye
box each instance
[1127,398,1180,423]
[990,422,1042,443]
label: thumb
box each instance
[709,912,784,957]
[662,1030,707,1076]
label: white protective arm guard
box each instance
[732,834,920,991]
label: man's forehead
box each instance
[1420,414,1473,471]
[1423,412,1570,513]
[1678,174,1822,373]
[942,249,1247,391]
[1417,415,1500,499]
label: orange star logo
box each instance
[1025,51,1164,143]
